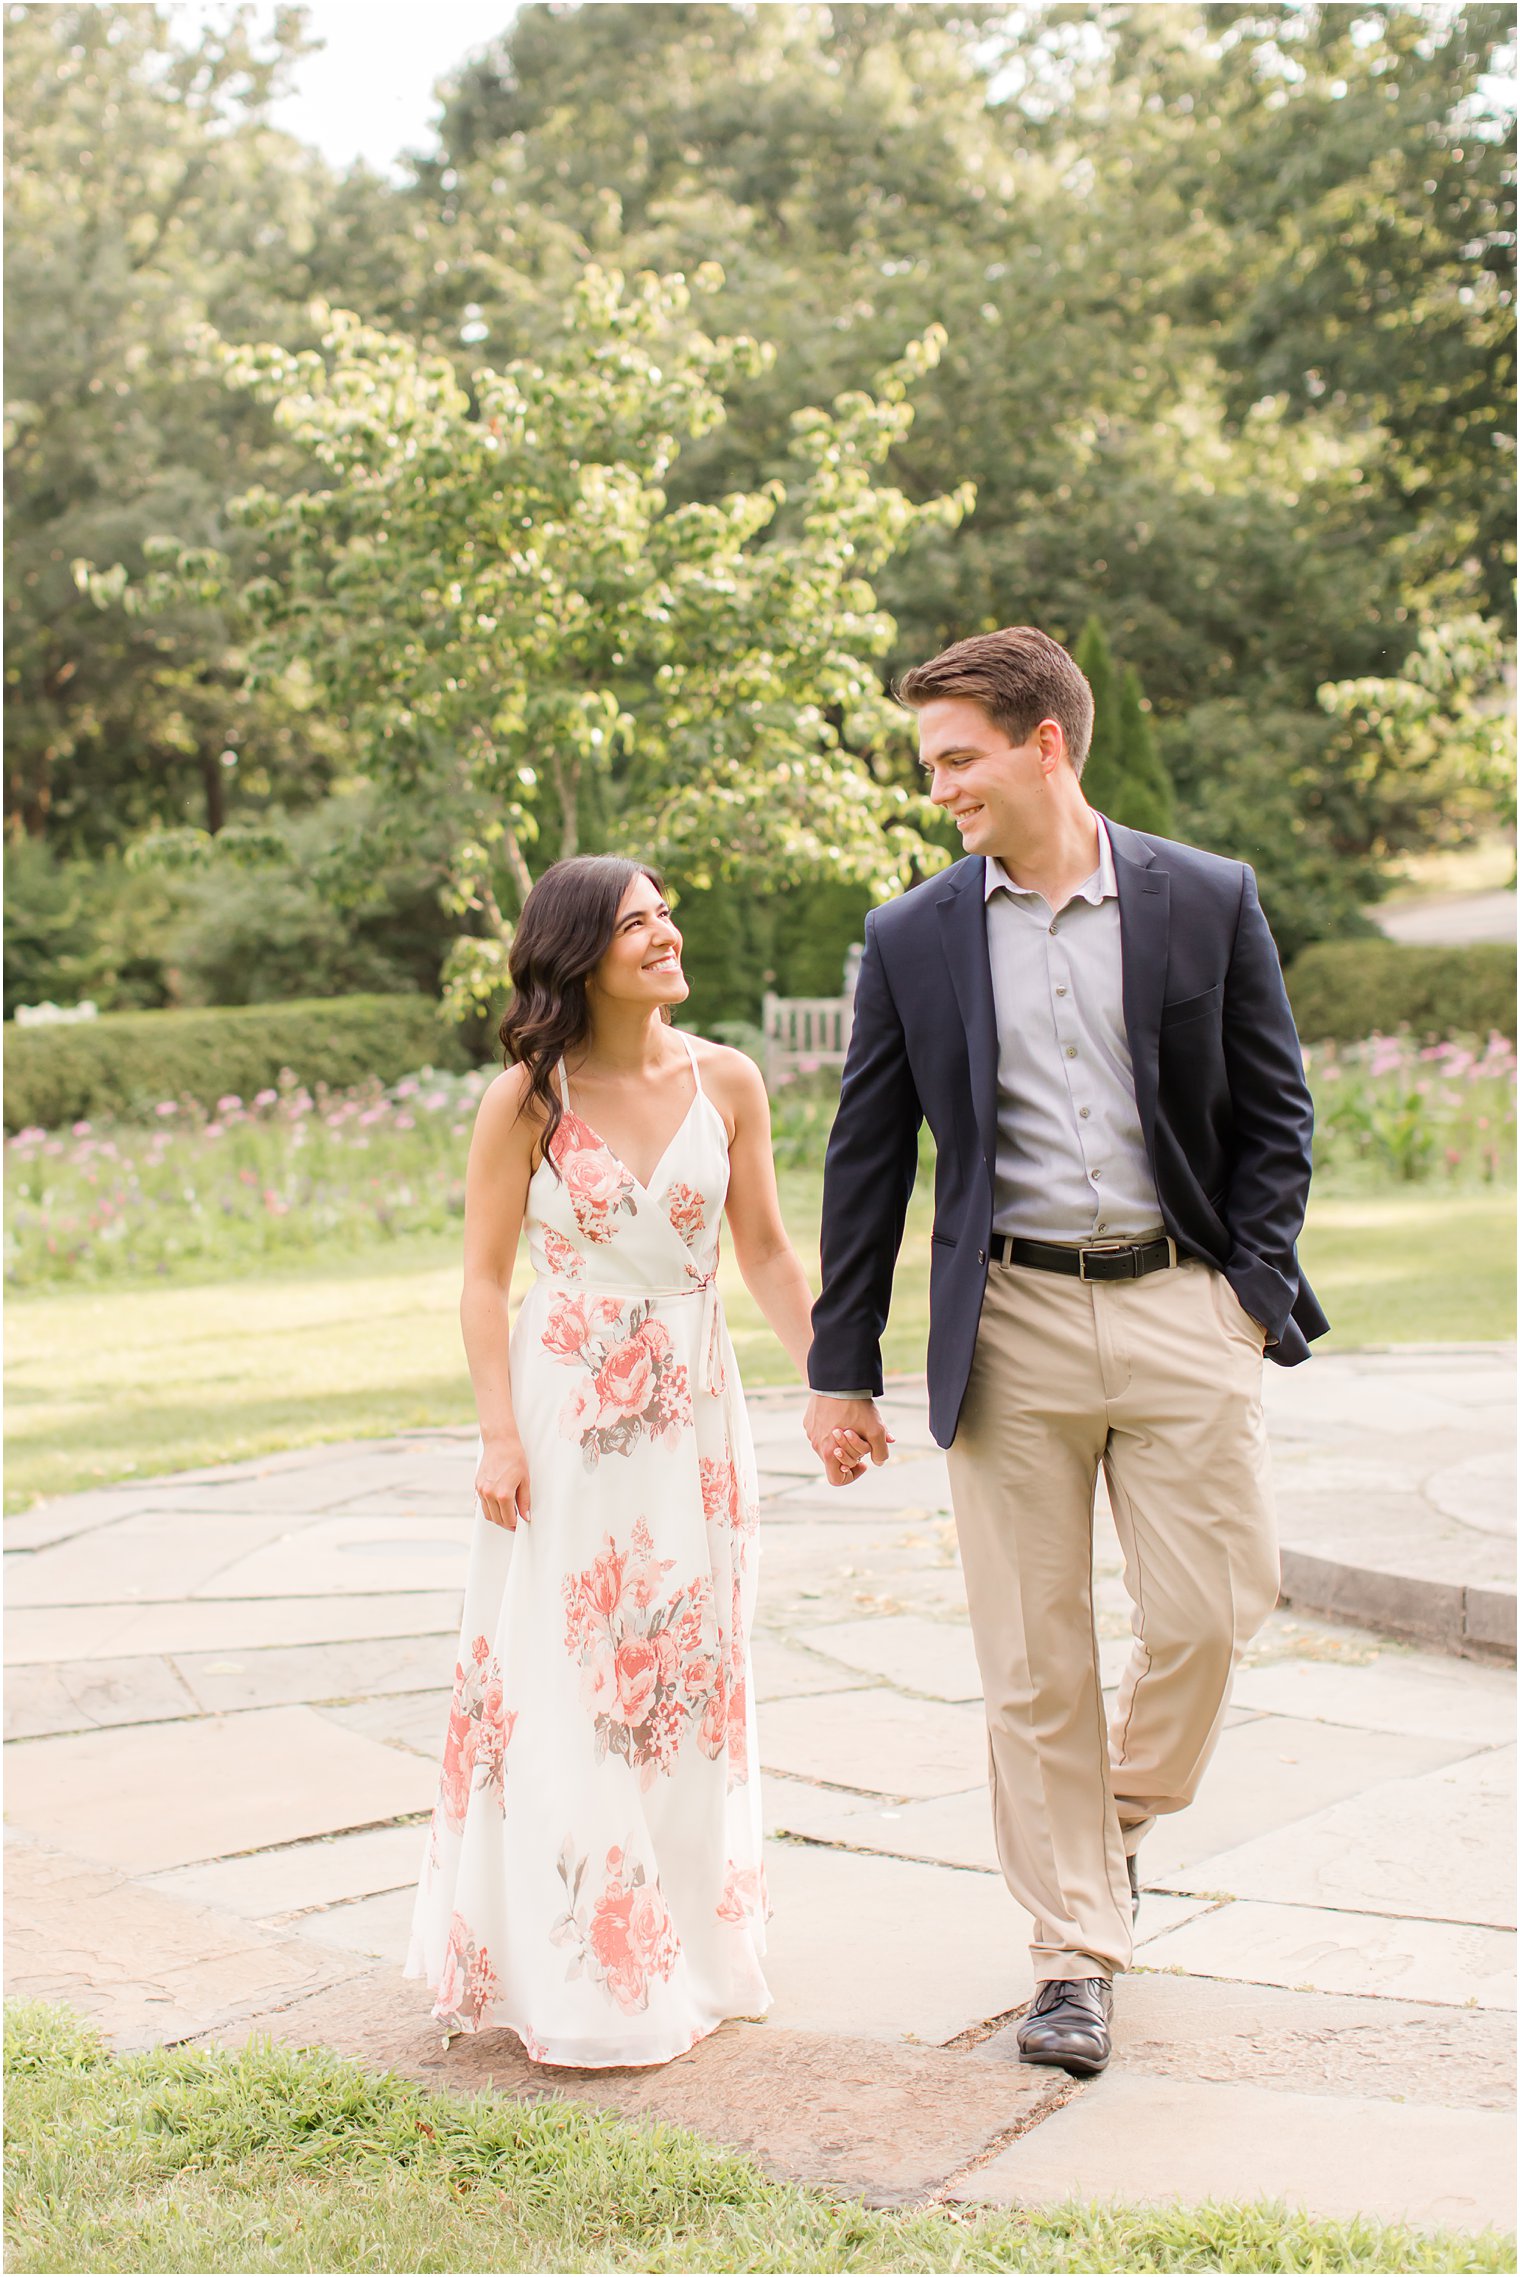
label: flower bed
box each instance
[6,1034,1515,1292]
[5,1066,493,1289]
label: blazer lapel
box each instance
[1107,818,1170,1159]
[935,858,998,1171]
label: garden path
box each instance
[4,1351,1514,2234]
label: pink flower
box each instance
[652,1628,681,1686]
[216,1095,242,1113]
[682,1651,718,1698]
[580,1637,618,1718]
[614,1638,659,1726]
[559,1377,601,1441]
[627,1881,680,1980]
[542,1295,589,1360]
[595,1336,656,1425]
[717,1864,762,1924]
[71,1120,91,1137]
[587,1879,642,2011]
[583,1543,627,1622]
[562,1146,627,1209]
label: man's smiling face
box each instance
[917,695,1057,859]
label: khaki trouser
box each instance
[944,1254,1280,1983]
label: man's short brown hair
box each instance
[897,627,1095,774]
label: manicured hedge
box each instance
[1286,940,1516,1045]
[4,993,479,1132]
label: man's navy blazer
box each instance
[806,818,1328,1448]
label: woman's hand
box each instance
[476,1434,531,1531]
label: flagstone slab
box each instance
[766,1779,995,1867]
[1167,1745,1514,1928]
[761,1837,1032,2042]
[951,2071,1516,2233]
[193,1516,474,1599]
[318,1690,453,1759]
[5,1654,199,1741]
[803,1614,983,1702]
[3,1837,365,2053]
[5,1487,168,1552]
[751,1637,879,1703]
[1135,1896,1515,2009]
[5,1704,434,1872]
[148,1824,427,1922]
[295,1886,417,1958]
[775,1451,954,1516]
[172,1635,451,1716]
[1426,1448,1516,1538]
[4,1590,463,1666]
[760,1687,984,1800]
[1226,1649,1515,1747]
[1139,1713,1473,1881]
[3,1510,308,1608]
[211,1969,1065,2205]
[1064,1969,1517,2108]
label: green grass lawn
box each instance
[5,1180,1513,1511]
[5,2007,1510,2275]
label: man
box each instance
[804,626,1325,2077]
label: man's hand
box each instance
[804,1395,894,1487]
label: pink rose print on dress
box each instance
[551,1113,637,1244]
[434,1911,500,2032]
[540,1226,583,1281]
[437,1635,517,1832]
[550,1841,681,2014]
[561,1520,723,1787]
[661,1180,706,1246]
[542,1293,692,1466]
[699,1452,759,1542]
[716,1861,769,1925]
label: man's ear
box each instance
[1035,717,1067,775]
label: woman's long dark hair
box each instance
[498,855,668,1173]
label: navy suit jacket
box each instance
[807,818,1328,1448]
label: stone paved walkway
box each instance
[4,1352,1515,2234]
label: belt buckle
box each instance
[1078,1242,1136,1281]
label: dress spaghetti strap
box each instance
[676,1028,705,1097]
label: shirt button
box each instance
[1080,1106,1091,1118]
[1091,1168,1102,1180]
[1095,1222,1108,1233]
[1065,1046,1078,1059]
[1056,986,1068,997]
[1049,921,1058,936]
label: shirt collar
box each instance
[984,816,1116,907]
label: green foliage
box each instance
[6,2002,1515,2274]
[2,839,95,1018]
[3,994,474,1134]
[1073,617,1124,812]
[112,269,970,990]
[4,839,187,1016]
[1072,620,1174,833]
[1287,943,1518,1046]
[1317,617,1518,857]
[2,4,362,850]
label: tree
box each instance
[3,3,378,850]
[104,265,971,1012]
[1072,617,1123,813]
[1116,666,1175,837]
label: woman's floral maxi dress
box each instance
[406,1033,770,2066]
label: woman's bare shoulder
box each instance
[688,1036,767,1114]
[473,1063,549,1145]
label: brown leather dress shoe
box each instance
[1127,1851,1141,1922]
[1015,1976,1113,2076]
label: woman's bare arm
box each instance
[714,1048,821,1380]
[460,1065,539,1529]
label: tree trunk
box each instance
[200,749,226,835]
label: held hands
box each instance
[804,1395,894,1488]
[476,1433,531,1531]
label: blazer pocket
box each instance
[930,1232,958,1248]
[1161,983,1221,1029]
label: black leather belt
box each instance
[992,1233,1176,1280]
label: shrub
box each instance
[1287,940,1516,1044]
[3,993,479,1133]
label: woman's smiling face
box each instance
[590,874,688,1007]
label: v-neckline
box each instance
[557,1062,703,1199]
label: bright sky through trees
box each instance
[181,0,521,175]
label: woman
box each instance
[407,855,821,2066]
